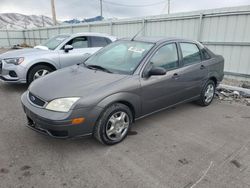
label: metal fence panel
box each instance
[112,22,142,37]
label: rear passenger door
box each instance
[89,36,112,52]
[174,42,208,101]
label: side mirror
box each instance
[64,45,73,52]
[148,66,166,77]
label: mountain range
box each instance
[63,16,104,24]
[0,13,54,29]
[0,13,111,30]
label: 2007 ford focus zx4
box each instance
[21,37,224,145]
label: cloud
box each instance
[0,0,249,20]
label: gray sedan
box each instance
[21,37,224,145]
[0,33,116,84]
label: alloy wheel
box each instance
[106,111,130,141]
[33,69,50,80]
[204,83,215,103]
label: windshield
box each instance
[42,35,70,50]
[85,40,154,74]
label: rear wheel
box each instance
[94,103,132,145]
[27,65,53,84]
[197,80,215,106]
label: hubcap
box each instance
[106,111,130,141]
[204,84,214,103]
[33,69,50,80]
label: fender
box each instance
[208,71,219,80]
[25,58,59,73]
[96,92,142,119]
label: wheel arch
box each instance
[115,100,136,122]
[96,93,141,122]
[207,71,220,87]
[26,62,57,82]
[209,76,218,86]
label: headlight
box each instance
[4,57,24,65]
[45,97,80,112]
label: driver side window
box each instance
[66,37,88,49]
[150,43,179,70]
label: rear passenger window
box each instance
[91,37,109,47]
[150,43,179,70]
[180,43,201,66]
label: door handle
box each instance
[200,65,206,70]
[172,73,180,79]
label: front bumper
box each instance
[21,92,103,138]
[0,61,27,83]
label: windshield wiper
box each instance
[86,65,113,73]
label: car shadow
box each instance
[130,102,200,133]
[28,103,200,150]
[29,133,106,150]
[0,83,28,93]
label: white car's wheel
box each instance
[27,65,53,84]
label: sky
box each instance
[0,0,250,20]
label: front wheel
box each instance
[94,103,133,145]
[27,65,53,84]
[197,80,216,106]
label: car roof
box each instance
[71,32,115,38]
[122,36,201,45]
[57,32,117,41]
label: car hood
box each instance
[0,48,52,59]
[29,65,128,102]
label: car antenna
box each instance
[131,23,146,41]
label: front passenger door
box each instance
[59,36,94,68]
[140,43,182,115]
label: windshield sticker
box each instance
[128,47,145,53]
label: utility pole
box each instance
[42,15,45,27]
[51,0,57,25]
[100,0,103,17]
[168,0,170,14]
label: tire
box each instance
[197,80,216,106]
[27,65,53,84]
[94,103,133,145]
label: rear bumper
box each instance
[21,92,103,138]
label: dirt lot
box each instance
[0,82,249,188]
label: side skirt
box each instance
[135,95,200,121]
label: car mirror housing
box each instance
[64,45,74,52]
[147,66,166,77]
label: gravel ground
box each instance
[0,82,250,188]
[222,77,250,88]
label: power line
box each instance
[103,0,166,7]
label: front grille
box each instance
[28,92,46,107]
